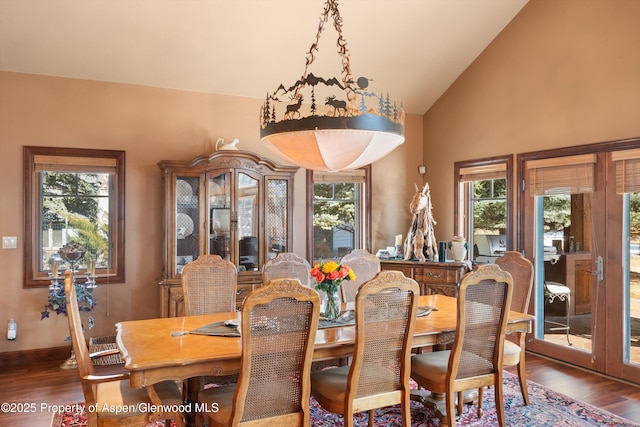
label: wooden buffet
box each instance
[380,259,469,297]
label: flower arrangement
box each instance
[310,260,356,320]
[309,260,356,294]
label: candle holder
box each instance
[85,274,97,289]
[48,272,61,290]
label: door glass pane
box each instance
[538,193,593,353]
[209,172,231,261]
[266,179,288,260]
[470,178,507,262]
[237,173,259,271]
[176,176,199,274]
[625,193,640,365]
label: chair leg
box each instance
[401,393,411,427]
[446,391,458,427]
[344,410,355,427]
[517,355,530,405]
[368,409,375,427]
[456,391,463,417]
[476,387,484,418]
[494,380,507,427]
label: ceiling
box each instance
[0,0,528,115]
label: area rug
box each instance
[50,371,638,426]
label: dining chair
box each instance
[196,278,320,427]
[410,263,513,427]
[310,271,420,427]
[261,252,313,287]
[495,251,534,405]
[339,249,381,303]
[63,270,184,427]
[181,254,237,315]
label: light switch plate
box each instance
[2,236,17,249]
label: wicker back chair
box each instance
[411,264,513,427]
[197,278,320,427]
[339,249,381,303]
[181,254,237,315]
[262,252,312,287]
[64,271,184,427]
[496,251,534,405]
[311,271,420,427]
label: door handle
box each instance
[589,255,604,282]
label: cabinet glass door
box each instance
[266,179,290,260]
[175,176,200,274]
[237,173,259,271]
[209,172,231,261]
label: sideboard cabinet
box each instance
[379,260,468,297]
[158,150,298,316]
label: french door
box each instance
[519,138,640,384]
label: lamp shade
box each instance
[261,128,404,172]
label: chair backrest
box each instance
[181,254,237,315]
[262,252,312,287]
[450,263,513,383]
[231,278,320,425]
[348,271,419,400]
[63,270,97,405]
[495,251,534,314]
[339,249,381,303]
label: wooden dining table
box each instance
[116,294,533,426]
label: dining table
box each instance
[116,294,533,426]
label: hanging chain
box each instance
[295,0,355,101]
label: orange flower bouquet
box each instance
[309,260,356,320]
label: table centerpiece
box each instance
[309,260,356,320]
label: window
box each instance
[23,146,125,288]
[454,156,512,262]
[306,166,371,262]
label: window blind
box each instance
[459,163,507,182]
[612,148,640,194]
[313,169,366,183]
[34,155,117,174]
[526,154,596,196]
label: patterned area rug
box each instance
[50,371,638,426]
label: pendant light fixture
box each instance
[260,0,404,172]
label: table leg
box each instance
[411,388,478,424]
[184,377,203,427]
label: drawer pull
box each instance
[427,271,444,279]
[236,289,246,295]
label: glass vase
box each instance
[323,289,341,321]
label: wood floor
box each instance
[1,351,640,426]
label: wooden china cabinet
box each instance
[158,150,298,317]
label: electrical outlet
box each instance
[2,236,17,249]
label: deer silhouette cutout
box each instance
[284,95,303,119]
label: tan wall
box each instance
[424,0,640,244]
[0,71,423,352]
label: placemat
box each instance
[189,321,241,337]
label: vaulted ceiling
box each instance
[0,0,528,115]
